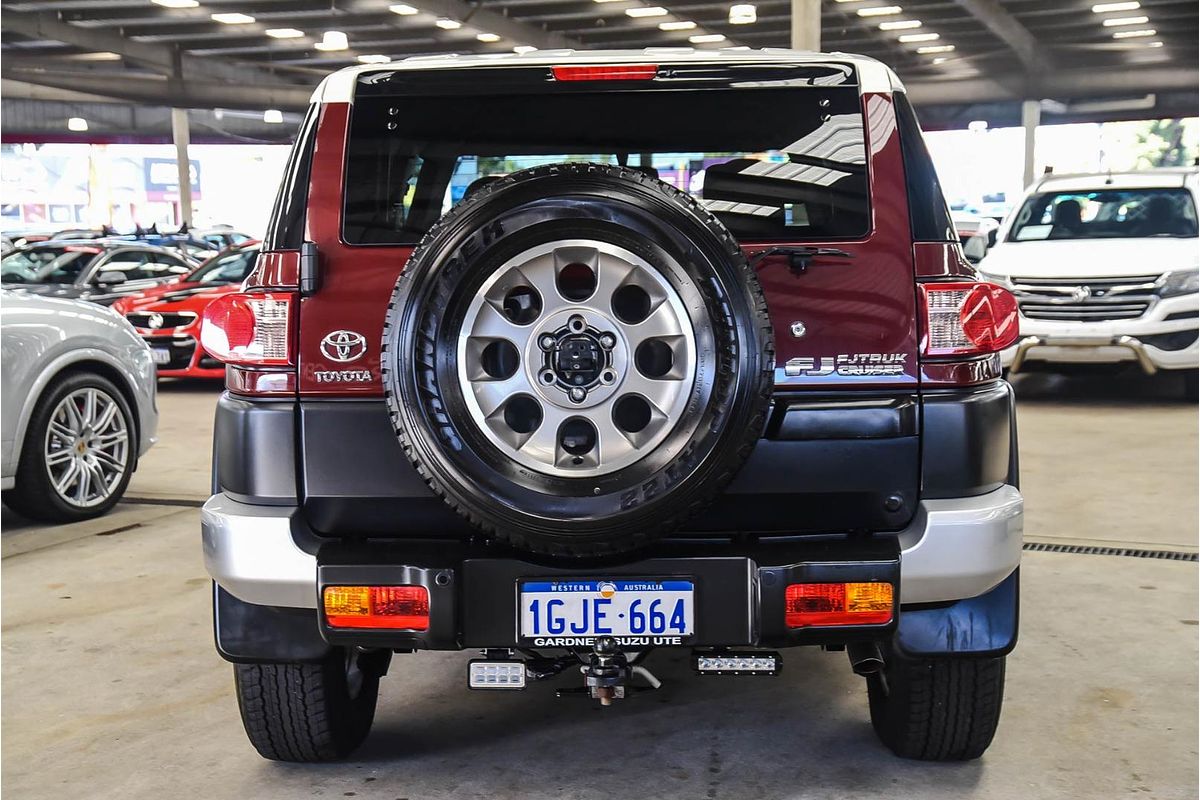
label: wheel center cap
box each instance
[553,333,604,387]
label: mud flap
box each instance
[894,569,1018,658]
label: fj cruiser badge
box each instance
[320,330,368,363]
[785,353,907,377]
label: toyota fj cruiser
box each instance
[200,50,1024,764]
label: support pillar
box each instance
[791,0,821,51]
[1021,99,1040,190]
[171,107,193,227]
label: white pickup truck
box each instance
[972,168,1199,388]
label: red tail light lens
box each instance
[200,291,294,366]
[921,282,1019,357]
[785,582,894,628]
[551,64,658,81]
[323,585,430,630]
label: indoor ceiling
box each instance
[1,0,1196,135]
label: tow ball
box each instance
[582,636,628,706]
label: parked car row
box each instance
[1,236,256,522]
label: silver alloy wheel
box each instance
[456,239,700,478]
[43,387,130,508]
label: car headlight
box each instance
[1159,270,1200,298]
[976,269,1011,287]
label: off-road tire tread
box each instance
[233,658,378,762]
[4,372,134,523]
[868,650,1006,761]
[380,162,773,557]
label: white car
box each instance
[974,168,1198,379]
[1,292,158,521]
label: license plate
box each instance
[151,347,171,365]
[519,579,694,645]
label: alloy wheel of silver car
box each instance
[456,239,700,478]
[43,387,130,508]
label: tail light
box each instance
[323,585,430,630]
[785,582,894,628]
[921,282,1019,357]
[200,292,294,365]
[200,291,296,395]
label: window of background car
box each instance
[343,72,870,245]
[0,247,100,284]
[95,252,190,281]
[189,249,257,283]
[1008,188,1199,241]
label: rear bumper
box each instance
[202,483,1022,628]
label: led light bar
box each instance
[469,660,527,689]
[694,652,781,675]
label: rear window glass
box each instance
[1008,188,1198,241]
[343,67,870,245]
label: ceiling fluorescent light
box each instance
[1102,15,1149,25]
[1146,40,1163,47]
[729,4,757,24]
[659,20,697,30]
[626,6,669,17]
[513,45,537,54]
[265,28,304,38]
[152,0,199,7]
[898,32,938,42]
[917,44,954,53]
[357,54,392,63]
[67,117,88,132]
[879,19,921,30]
[931,56,949,64]
[476,32,501,42]
[212,12,255,23]
[689,33,726,43]
[314,31,348,50]
[435,17,462,28]
[1091,1,1139,12]
[1112,28,1155,38]
[263,109,284,124]
[856,6,902,17]
[389,4,419,13]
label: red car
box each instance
[112,243,259,378]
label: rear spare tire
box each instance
[382,163,773,556]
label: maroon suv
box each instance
[200,50,1024,764]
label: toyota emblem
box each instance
[320,330,368,363]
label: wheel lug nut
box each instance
[599,333,616,350]
[569,387,587,403]
[539,334,556,350]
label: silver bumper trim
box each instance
[203,484,1024,610]
[1008,334,1158,374]
[201,495,317,608]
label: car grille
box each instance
[126,311,198,330]
[1011,274,1160,321]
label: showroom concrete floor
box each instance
[3,373,1197,800]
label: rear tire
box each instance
[233,650,382,762]
[867,645,1006,761]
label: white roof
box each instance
[310,48,902,104]
[1033,168,1198,193]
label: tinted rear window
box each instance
[343,64,870,245]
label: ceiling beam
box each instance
[1,65,313,110]
[950,0,1051,74]
[905,64,1197,106]
[3,9,305,88]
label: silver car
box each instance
[1,292,158,522]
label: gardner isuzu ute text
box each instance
[199,50,1024,763]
